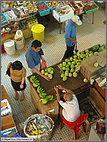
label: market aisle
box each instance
[1,8,106,140]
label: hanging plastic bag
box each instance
[40,61,47,71]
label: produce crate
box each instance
[80,50,106,80]
[79,96,104,132]
[1,13,8,25]
[84,2,99,14]
[34,1,50,16]
[89,87,105,116]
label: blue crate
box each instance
[1,13,8,25]
[34,1,50,16]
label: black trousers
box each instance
[62,45,75,60]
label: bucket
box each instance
[31,24,45,42]
[4,39,15,55]
[15,38,25,50]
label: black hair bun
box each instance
[12,61,23,70]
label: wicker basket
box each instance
[23,114,54,141]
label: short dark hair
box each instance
[31,40,42,49]
[12,61,23,70]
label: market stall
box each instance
[1,1,106,141]
[1,1,99,45]
[28,44,105,126]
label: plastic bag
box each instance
[40,61,47,71]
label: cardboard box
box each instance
[1,99,12,117]
[1,85,11,104]
[1,115,15,131]
[80,50,106,80]
[1,127,17,137]
[53,5,74,23]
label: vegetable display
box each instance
[30,75,53,104]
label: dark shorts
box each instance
[11,79,26,91]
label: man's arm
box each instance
[57,85,74,94]
[41,56,45,62]
[32,68,50,81]
[66,37,77,44]
[54,87,60,102]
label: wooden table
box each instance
[28,62,90,121]
[1,85,11,104]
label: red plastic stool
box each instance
[60,113,88,140]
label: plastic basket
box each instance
[1,13,8,25]
[34,1,50,16]
[84,2,99,14]
[31,24,45,42]
[23,114,54,141]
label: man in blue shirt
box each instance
[62,15,82,60]
[25,40,50,81]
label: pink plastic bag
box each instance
[40,61,47,71]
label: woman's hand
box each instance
[20,84,23,89]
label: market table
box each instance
[1,85,11,104]
[27,62,91,121]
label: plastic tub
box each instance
[1,13,8,25]
[84,2,99,14]
[31,24,45,42]
[34,1,50,16]
[4,39,15,55]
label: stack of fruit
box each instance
[41,67,54,80]
[58,44,105,82]
[58,57,80,81]
[30,76,53,104]
[46,1,58,8]
[36,2,49,12]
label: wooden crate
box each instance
[30,83,59,121]
[89,87,105,116]
[94,81,105,99]
[1,85,11,104]
[79,96,104,132]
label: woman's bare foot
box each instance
[20,94,25,102]
[15,93,19,100]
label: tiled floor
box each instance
[1,7,106,141]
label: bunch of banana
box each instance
[30,76,40,87]
[41,95,53,105]
[37,86,47,99]
[30,75,36,83]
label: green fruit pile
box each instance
[59,57,79,81]
[30,76,40,87]
[58,44,105,82]
[30,76,53,104]
[41,67,54,79]
[41,95,53,104]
